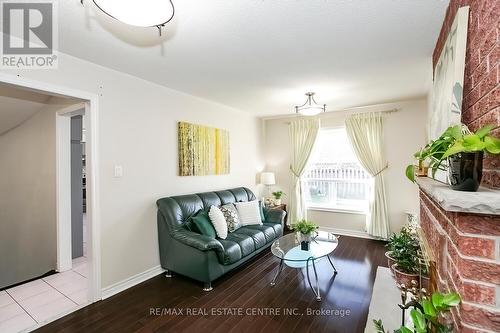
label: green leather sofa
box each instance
[157,187,285,291]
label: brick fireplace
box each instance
[418,178,500,332]
[416,2,500,331]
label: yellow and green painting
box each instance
[178,122,230,176]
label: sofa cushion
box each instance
[216,240,242,265]
[225,233,255,257]
[208,206,228,239]
[229,187,249,202]
[190,210,216,238]
[172,195,204,221]
[233,227,267,249]
[196,192,222,210]
[243,224,277,243]
[263,222,282,237]
[215,190,236,205]
[220,204,241,232]
[235,200,262,226]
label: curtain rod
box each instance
[283,107,400,124]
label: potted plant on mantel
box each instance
[406,124,500,192]
[291,219,318,251]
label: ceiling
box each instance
[59,0,449,116]
[0,85,52,135]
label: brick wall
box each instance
[419,190,500,332]
[432,0,500,189]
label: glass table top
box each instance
[271,231,338,262]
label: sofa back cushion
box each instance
[156,187,257,229]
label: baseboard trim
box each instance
[320,227,381,240]
[101,265,165,300]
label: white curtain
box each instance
[288,118,320,225]
[345,112,390,239]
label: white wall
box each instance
[263,99,428,236]
[0,103,64,288]
[1,53,264,289]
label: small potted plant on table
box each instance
[291,219,319,251]
[271,190,286,206]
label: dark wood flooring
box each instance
[35,235,387,333]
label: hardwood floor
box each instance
[35,235,387,333]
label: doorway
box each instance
[0,74,101,331]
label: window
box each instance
[303,128,372,213]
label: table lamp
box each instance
[260,172,275,198]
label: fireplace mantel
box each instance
[416,177,500,216]
[417,177,500,332]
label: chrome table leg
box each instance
[327,255,338,274]
[271,258,284,286]
[306,257,321,301]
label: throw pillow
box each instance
[208,205,228,239]
[190,210,216,238]
[220,204,241,232]
[235,200,262,226]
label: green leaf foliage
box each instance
[422,299,436,317]
[291,219,318,234]
[410,309,427,333]
[373,319,386,333]
[375,291,461,333]
[485,136,500,154]
[407,124,499,183]
[405,164,416,183]
[475,124,495,138]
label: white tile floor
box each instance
[0,257,89,333]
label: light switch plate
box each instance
[114,165,123,178]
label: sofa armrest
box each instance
[172,229,224,253]
[264,208,286,225]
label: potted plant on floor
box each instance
[271,190,286,206]
[386,233,402,274]
[405,124,500,191]
[291,219,318,251]
[389,227,420,288]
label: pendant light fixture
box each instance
[294,92,326,116]
[87,0,175,35]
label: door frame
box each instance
[0,73,102,302]
[55,103,85,272]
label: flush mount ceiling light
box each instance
[294,92,327,116]
[89,0,175,34]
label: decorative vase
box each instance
[448,152,483,192]
[299,232,312,251]
[392,264,419,289]
[273,198,281,206]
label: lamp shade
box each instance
[260,172,276,185]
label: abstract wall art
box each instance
[178,121,230,176]
[430,6,469,140]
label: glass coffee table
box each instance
[270,231,339,301]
